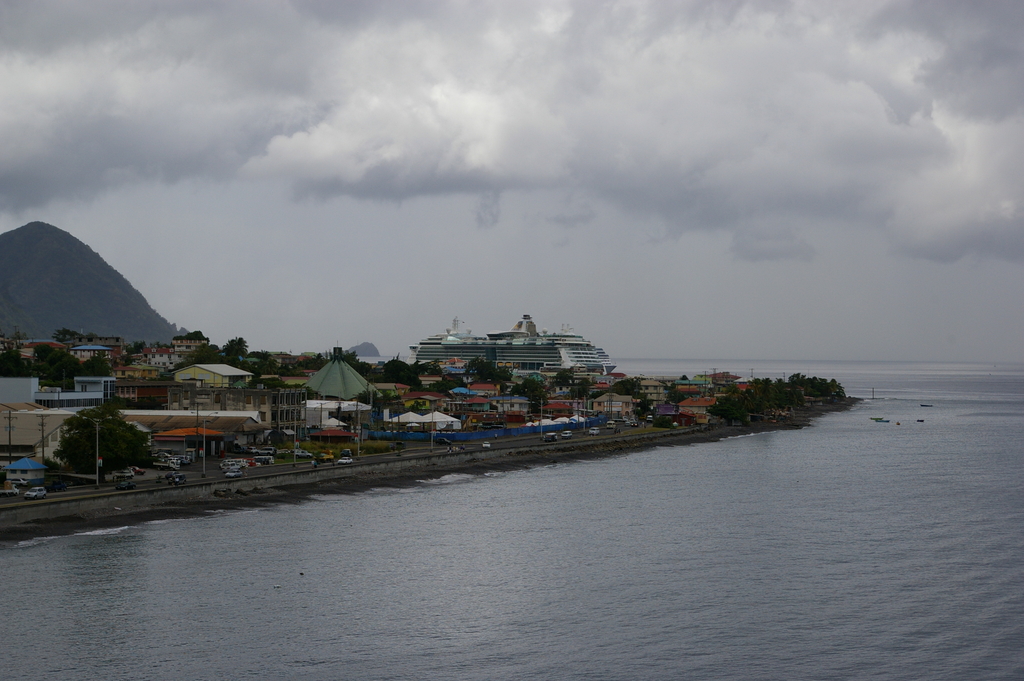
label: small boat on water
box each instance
[870,417,886,421]
[917,419,925,422]
[875,419,890,423]
[921,404,933,407]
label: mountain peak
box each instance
[0,221,180,342]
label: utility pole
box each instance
[4,410,14,464]
[35,412,50,464]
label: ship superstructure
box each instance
[408,315,615,374]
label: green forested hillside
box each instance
[0,222,179,342]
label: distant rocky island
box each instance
[0,221,180,342]
[346,342,380,357]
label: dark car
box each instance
[542,433,558,442]
[170,474,186,486]
[46,480,68,492]
[435,437,453,446]
[115,481,137,490]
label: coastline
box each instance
[0,398,859,544]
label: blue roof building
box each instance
[3,457,48,485]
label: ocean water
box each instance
[3,361,1023,680]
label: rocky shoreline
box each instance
[0,398,859,544]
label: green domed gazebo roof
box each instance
[306,356,374,400]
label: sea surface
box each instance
[3,360,1023,680]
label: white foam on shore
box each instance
[722,431,772,440]
[419,473,477,485]
[74,526,131,536]
[15,535,62,548]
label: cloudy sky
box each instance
[1,0,1022,363]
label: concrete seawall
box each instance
[0,428,693,527]
[5,399,861,532]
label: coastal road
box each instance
[0,427,639,508]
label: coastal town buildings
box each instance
[173,363,254,388]
[167,384,306,438]
[592,393,636,418]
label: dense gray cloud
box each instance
[1,0,1023,263]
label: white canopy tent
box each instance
[525,418,560,427]
[387,411,462,430]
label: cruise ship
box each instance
[408,315,615,374]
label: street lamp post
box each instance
[201,416,208,478]
[81,416,110,489]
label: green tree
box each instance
[293,353,328,372]
[510,377,548,413]
[124,340,146,356]
[708,397,748,424]
[611,377,641,398]
[380,358,422,388]
[173,343,223,370]
[55,402,150,481]
[51,328,80,343]
[222,337,249,359]
[81,353,113,376]
[339,351,374,378]
[568,377,592,400]
[0,348,32,376]
[244,351,279,377]
[666,388,690,404]
[41,349,81,387]
[419,361,443,376]
[553,369,576,387]
[427,378,461,393]
[466,357,513,382]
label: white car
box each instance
[336,456,353,465]
[224,468,243,479]
[588,428,601,436]
[24,487,47,500]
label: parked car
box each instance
[7,477,30,487]
[115,481,137,490]
[224,469,243,479]
[293,449,313,459]
[130,466,146,476]
[46,480,68,492]
[24,487,47,500]
[0,485,20,497]
[588,428,601,436]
